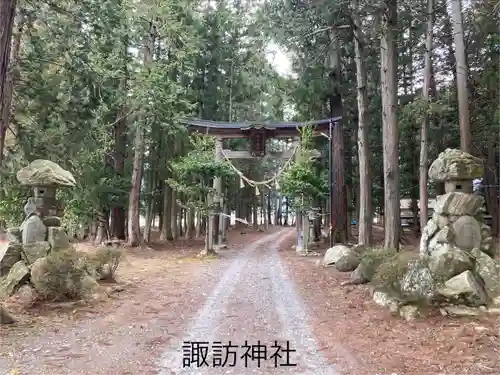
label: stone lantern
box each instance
[17,159,76,219]
[14,160,76,262]
[428,149,483,195]
[388,149,500,317]
[421,149,489,257]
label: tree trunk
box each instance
[380,0,400,250]
[276,193,282,225]
[485,143,499,237]
[0,0,16,169]
[158,181,164,230]
[450,0,471,153]
[160,185,173,241]
[352,7,373,245]
[345,128,353,240]
[110,38,128,240]
[252,195,258,230]
[419,0,434,230]
[327,29,348,244]
[170,190,178,240]
[127,24,154,246]
[143,181,155,243]
[0,9,22,229]
[185,207,195,240]
[127,125,145,246]
[284,197,288,225]
[267,192,272,225]
[195,210,202,238]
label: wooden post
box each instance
[328,120,334,248]
[206,192,213,252]
[221,201,228,242]
[213,137,223,245]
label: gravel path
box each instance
[158,229,339,375]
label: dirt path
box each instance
[158,228,340,375]
[0,228,350,375]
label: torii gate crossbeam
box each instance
[181,116,345,247]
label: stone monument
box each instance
[420,148,494,258]
[0,160,76,303]
[365,149,500,320]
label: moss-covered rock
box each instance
[335,252,361,272]
[0,304,15,324]
[16,159,76,187]
[372,251,419,295]
[350,248,398,284]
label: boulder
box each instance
[492,296,500,307]
[436,270,487,307]
[348,265,368,285]
[6,227,22,243]
[21,214,47,245]
[16,159,76,187]
[481,223,492,238]
[43,216,62,227]
[419,219,439,255]
[47,227,70,251]
[428,148,484,182]
[400,260,434,301]
[0,304,15,324]
[452,216,482,250]
[426,244,472,281]
[0,242,23,276]
[0,261,30,298]
[323,245,352,266]
[349,250,395,284]
[373,290,400,313]
[95,263,114,281]
[432,212,449,229]
[479,236,495,258]
[30,257,48,291]
[399,304,420,321]
[22,241,51,265]
[335,252,361,272]
[432,226,455,244]
[16,284,38,307]
[471,248,500,300]
[442,305,482,317]
[433,192,484,217]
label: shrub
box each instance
[372,251,420,295]
[88,247,123,281]
[358,247,397,277]
[33,249,94,301]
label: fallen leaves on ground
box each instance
[280,229,500,375]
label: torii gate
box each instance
[181,116,346,249]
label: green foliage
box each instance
[168,135,235,215]
[0,0,496,236]
[87,247,123,281]
[0,154,30,226]
[279,125,327,212]
[34,249,94,301]
[372,251,420,295]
